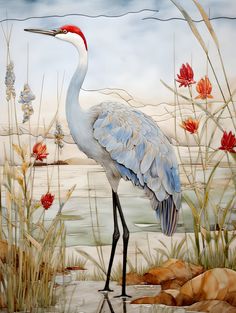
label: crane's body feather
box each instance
[90,102,181,235]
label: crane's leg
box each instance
[99,190,120,293]
[114,192,131,298]
[96,294,115,313]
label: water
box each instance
[1,164,235,246]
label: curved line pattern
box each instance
[143,16,236,22]
[0,9,159,23]
[0,11,236,23]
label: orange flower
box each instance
[180,118,199,134]
[32,142,48,161]
[176,63,196,87]
[219,131,236,153]
[41,192,54,210]
[195,76,213,99]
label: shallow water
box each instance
[54,281,199,313]
[1,164,235,246]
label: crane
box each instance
[25,25,181,298]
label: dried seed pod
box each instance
[18,83,35,123]
[5,62,16,101]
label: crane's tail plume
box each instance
[156,196,178,236]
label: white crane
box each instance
[25,25,181,298]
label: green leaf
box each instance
[182,193,199,221]
[202,161,221,210]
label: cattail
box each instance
[18,83,35,123]
[5,61,16,101]
[54,121,64,149]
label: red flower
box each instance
[195,76,213,99]
[176,63,196,87]
[180,118,199,134]
[32,142,48,161]
[219,131,236,153]
[41,192,54,210]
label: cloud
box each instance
[0,0,235,133]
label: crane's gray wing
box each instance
[92,102,181,235]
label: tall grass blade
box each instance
[170,0,208,53]
[192,0,219,48]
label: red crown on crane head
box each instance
[60,25,88,50]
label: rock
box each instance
[225,292,236,306]
[189,262,205,277]
[65,266,86,271]
[131,291,176,305]
[144,259,204,289]
[176,268,236,305]
[164,289,180,299]
[144,267,175,284]
[186,300,236,313]
[119,272,146,285]
[162,259,204,280]
[175,293,193,306]
[161,278,184,290]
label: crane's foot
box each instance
[114,294,132,299]
[99,287,114,293]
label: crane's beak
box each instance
[24,28,61,36]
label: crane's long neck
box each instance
[66,44,88,121]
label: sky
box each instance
[0,0,235,162]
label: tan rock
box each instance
[161,278,184,290]
[186,300,236,313]
[164,289,180,299]
[131,291,176,305]
[225,292,236,306]
[175,293,193,306]
[120,272,146,285]
[131,296,157,305]
[65,266,85,271]
[177,268,236,305]
[189,262,205,277]
[144,267,175,284]
[162,259,204,280]
[144,259,204,289]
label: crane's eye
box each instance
[62,29,67,34]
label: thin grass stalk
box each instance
[174,91,204,248]
[192,0,236,116]
[87,170,106,273]
[171,0,236,130]
[172,37,199,264]
[187,86,206,180]
[0,171,3,240]
[226,153,236,189]
[218,49,236,115]
[5,47,18,308]
[2,24,14,167]
[173,37,202,261]
[94,190,106,270]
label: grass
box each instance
[0,2,236,312]
[168,1,236,270]
[0,23,77,312]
